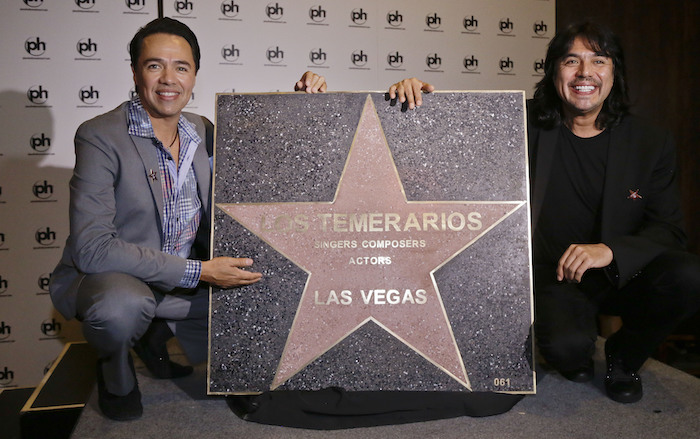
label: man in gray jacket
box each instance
[50,17,324,421]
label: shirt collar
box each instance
[126,96,201,145]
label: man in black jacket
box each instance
[391,21,700,403]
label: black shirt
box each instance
[534,125,610,267]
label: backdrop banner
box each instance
[209,91,535,394]
[1,0,552,389]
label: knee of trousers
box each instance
[77,272,157,346]
[536,327,596,369]
[645,251,700,308]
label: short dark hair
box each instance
[129,17,201,72]
[531,21,629,130]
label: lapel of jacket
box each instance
[131,134,165,226]
[531,126,559,231]
[600,120,631,239]
[192,142,212,222]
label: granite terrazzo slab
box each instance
[209,92,534,394]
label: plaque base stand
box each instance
[225,389,523,429]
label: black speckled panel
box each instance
[209,92,534,394]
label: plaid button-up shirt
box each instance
[127,97,203,288]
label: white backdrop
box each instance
[0,0,554,389]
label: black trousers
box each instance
[534,250,700,372]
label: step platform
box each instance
[20,342,97,439]
[0,387,35,439]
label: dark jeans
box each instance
[534,250,700,372]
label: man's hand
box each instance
[557,243,614,283]
[388,78,435,110]
[295,71,327,93]
[200,257,262,288]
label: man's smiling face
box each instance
[132,32,196,124]
[555,36,614,120]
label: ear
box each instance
[131,64,139,95]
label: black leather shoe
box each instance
[560,360,594,383]
[96,358,143,421]
[605,344,643,403]
[133,320,193,379]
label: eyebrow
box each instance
[141,57,192,67]
[562,52,610,59]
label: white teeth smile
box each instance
[158,91,178,96]
[574,85,595,92]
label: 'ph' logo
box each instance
[221,44,240,62]
[499,57,514,73]
[463,15,478,31]
[27,85,48,105]
[125,0,146,11]
[79,85,100,105]
[309,5,326,22]
[75,0,96,9]
[426,13,441,29]
[0,320,11,343]
[426,53,442,70]
[35,227,56,246]
[24,0,44,7]
[351,50,368,67]
[174,0,193,14]
[38,273,51,291]
[463,55,479,71]
[309,48,327,65]
[266,46,284,63]
[266,2,283,20]
[499,18,514,34]
[33,180,54,200]
[30,133,52,153]
[0,367,15,386]
[386,51,403,68]
[77,38,98,57]
[221,0,239,17]
[351,8,367,25]
[25,37,46,57]
[533,58,545,74]
[0,321,11,340]
[41,318,61,337]
[386,10,402,27]
[533,20,548,36]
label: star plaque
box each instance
[210,92,534,395]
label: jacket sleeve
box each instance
[604,124,687,288]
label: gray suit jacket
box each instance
[50,102,213,319]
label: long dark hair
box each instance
[531,21,629,130]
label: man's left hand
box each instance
[295,71,327,93]
[557,243,613,283]
[388,78,435,110]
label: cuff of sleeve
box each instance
[179,259,202,289]
[603,259,620,287]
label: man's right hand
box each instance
[200,257,262,288]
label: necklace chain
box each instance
[166,129,179,149]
